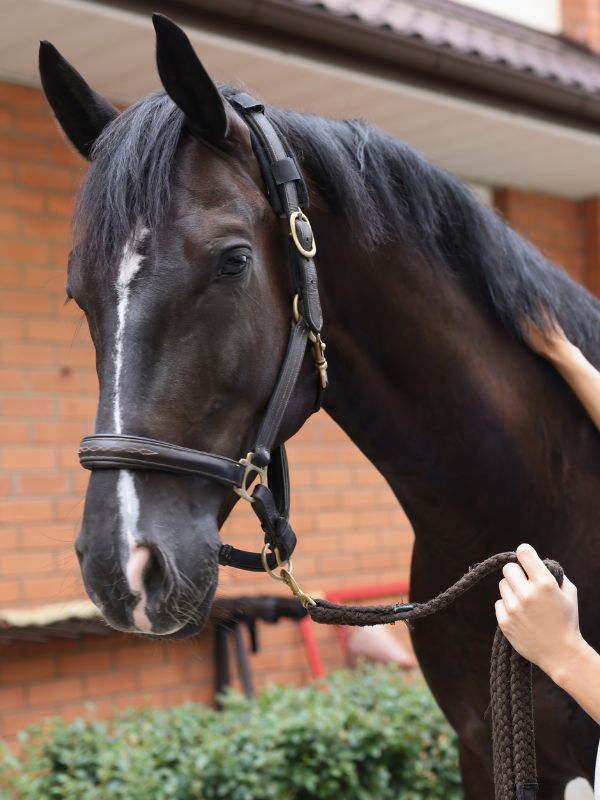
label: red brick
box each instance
[58,397,97,419]
[0,396,54,417]
[139,663,188,690]
[58,650,112,676]
[115,644,167,669]
[0,108,12,130]
[54,498,86,521]
[20,524,75,549]
[23,266,66,292]
[0,370,26,391]
[0,579,20,603]
[29,677,82,706]
[14,112,63,140]
[0,265,19,290]
[30,371,82,393]
[84,671,138,696]
[0,137,46,161]
[58,348,95,370]
[0,499,54,523]
[59,448,81,469]
[50,242,72,270]
[26,318,80,342]
[0,316,23,338]
[0,240,51,265]
[47,193,75,218]
[1,550,55,576]
[31,421,87,443]
[0,83,46,112]
[0,290,52,315]
[0,686,25,712]
[0,211,19,234]
[1,343,55,367]
[0,656,56,684]
[21,215,72,241]
[48,143,84,169]
[18,473,70,495]
[0,527,18,549]
[2,447,56,470]
[21,575,81,601]
[1,709,58,739]
[0,160,14,182]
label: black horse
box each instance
[39,15,600,798]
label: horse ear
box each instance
[153,14,228,142]
[38,41,118,160]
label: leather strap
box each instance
[229,92,323,334]
[79,434,245,487]
[252,319,309,468]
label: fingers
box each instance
[515,543,554,582]
[498,577,519,611]
[495,598,508,627]
[502,562,529,596]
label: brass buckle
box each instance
[289,210,316,258]
[312,334,328,390]
[292,294,328,389]
[234,451,268,503]
[261,543,316,608]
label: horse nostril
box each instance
[134,544,175,608]
[74,540,84,564]
[144,548,171,596]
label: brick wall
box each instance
[0,81,414,746]
[562,0,600,52]
[494,189,585,282]
[494,188,599,288]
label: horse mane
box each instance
[264,102,600,355]
[74,87,600,357]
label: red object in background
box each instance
[298,580,412,678]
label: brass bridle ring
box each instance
[234,451,268,503]
[289,210,316,258]
[261,543,291,578]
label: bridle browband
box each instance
[79,93,327,577]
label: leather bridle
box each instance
[79,93,327,577]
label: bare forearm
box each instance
[547,636,600,726]
[547,341,600,433]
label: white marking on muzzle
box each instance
[114,226,153,633]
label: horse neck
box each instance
[316,230,573,552]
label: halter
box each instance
[79,93,327,577]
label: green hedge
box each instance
[0,665,461,800]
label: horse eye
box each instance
[218,249,252,278]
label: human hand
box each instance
[495,544,585,680]
[524,318,571,363]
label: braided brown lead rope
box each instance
[305,551,564,800]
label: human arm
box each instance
[495,543,600,726]
[527,323,600,433]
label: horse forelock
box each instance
[73,90,185,273]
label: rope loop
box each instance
[306,551,563,800]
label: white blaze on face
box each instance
[114,225,153,633]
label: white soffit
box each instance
[454,0,561,34]
[1,0,599,199]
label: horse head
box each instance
[39,16,319,637]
